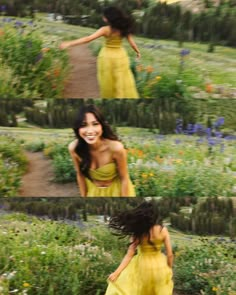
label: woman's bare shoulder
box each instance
[107,139,124,153]
[68,139,78,153]
[101,25,111,36]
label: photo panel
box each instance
[0,98,236,197]
[0,2,236,100]
[0,197,235,294]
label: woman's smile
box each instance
[79,112,103,145]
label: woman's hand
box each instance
[59,41,71,50]
[108,271,120,282]
[136,52,141,59]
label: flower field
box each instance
[0,135,27,197]
[0,121,236,197]
[0,17,69,98]
[43,126,236,197]
[0,16,236,98]
[0,211,235,295]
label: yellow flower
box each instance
[149,173,154,177]
[156,76,162,81]
[23,282,30,288]
[212,287,218,292]
[142,173,148,179]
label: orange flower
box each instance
[178,150,184,155]
[205,83,213,93]
[0,29,4,36]
[136,64,143,72]
[54,68,60,77]
[138,150,144,158]
[41,47,50,53]
[146,66,154,73]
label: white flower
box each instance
[41,251,46,255]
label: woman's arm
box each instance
[163,227,174,268]
[113,143,130,196]
[127,34,141,58]
[108,241,137,282]
[68,141,87,197]
[60,26,107,49]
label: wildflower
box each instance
[149,173,154,177]
[141,173,148,179]
[23,282,30,288]
[180,49,190,56]
[0,29,4,36]
[146,66,154,73]
[1,5,6,11]
[14,21,24,27]
[53,68,60,77]
[156,76,161,81]
[136,64,143,72]
[41,47,50,53]
[205,83,213,93]
[34,52,43,63]
[212,286,218,292]
[41,251,46,255]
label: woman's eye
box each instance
[93,122,100,125]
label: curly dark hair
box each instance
[73,104,119,179]
[103,6,134,37]
[109,200,163,247]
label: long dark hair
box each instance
[109,200,163,247]
[103,6,134,37]
[73,104,119,179]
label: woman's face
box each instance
[79,112,103,145]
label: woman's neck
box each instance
[88,138,104,151]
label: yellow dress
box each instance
[105,238,173,295]
[85,162,135,197]
[97,35,139,98]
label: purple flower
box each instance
[214,131,222,138]
[175,139,181,144]
[208,138,216,146]
[180,49,190,56]
[213,117,225,129]
[205,128,212,138]
[175,118,183,134]
[14,21,23,27]
[1,5,6,12]
[3,17,12,23]
[34,52,43,63]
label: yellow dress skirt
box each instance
[105,239,173,295]
[97,36,139,99]
[85,163,135,197]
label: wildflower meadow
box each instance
[0,199,235,295]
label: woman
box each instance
[106,200,174,294]
[60,6,140,98]
[69,104,135,197]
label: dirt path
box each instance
[19,151,79,197]
[63,44,100,98]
